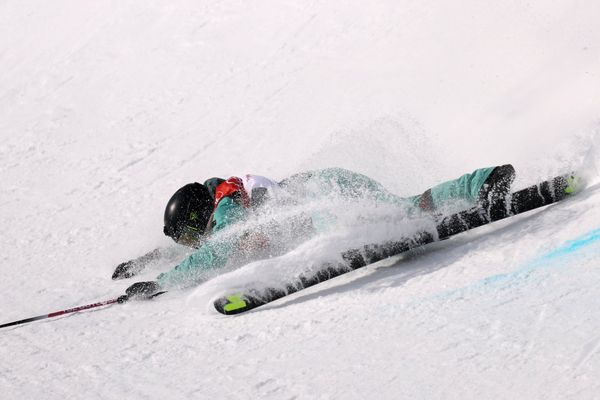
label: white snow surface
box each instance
[2,1,600,399]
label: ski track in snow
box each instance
[2,0,600,399]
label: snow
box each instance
[1,1,600,399]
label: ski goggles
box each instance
[164,224,204,248]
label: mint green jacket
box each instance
[156,167,495,288]
[157,196,243,288]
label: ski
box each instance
[214,173,582,315]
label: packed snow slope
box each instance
[2,1,600,399]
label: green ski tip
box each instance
[223,294,247,313]
[565,174,584,195]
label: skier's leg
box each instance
[279,168,403,203]
[278,171,316,199]
[281,166,515,216]
[410,165,513,213]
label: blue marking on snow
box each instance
[536,227,600,262]
[438,227,600,299]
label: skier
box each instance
[119,165,516,299]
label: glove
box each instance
[112,249,162,280]
[112,260,136,280]
[124,281,163,300]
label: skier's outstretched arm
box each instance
[112,248,164,280]
[122,197,246,297]
[120,231,241,298]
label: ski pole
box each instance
[0,295,129,329]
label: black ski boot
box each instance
[477,164,516,220]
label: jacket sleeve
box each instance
[156,197,246,288]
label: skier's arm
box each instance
[112,248,164,280]
[154,238,236,288]
[155,197,246,289]
[113,195,244,280]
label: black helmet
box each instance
[163,183,213,246]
